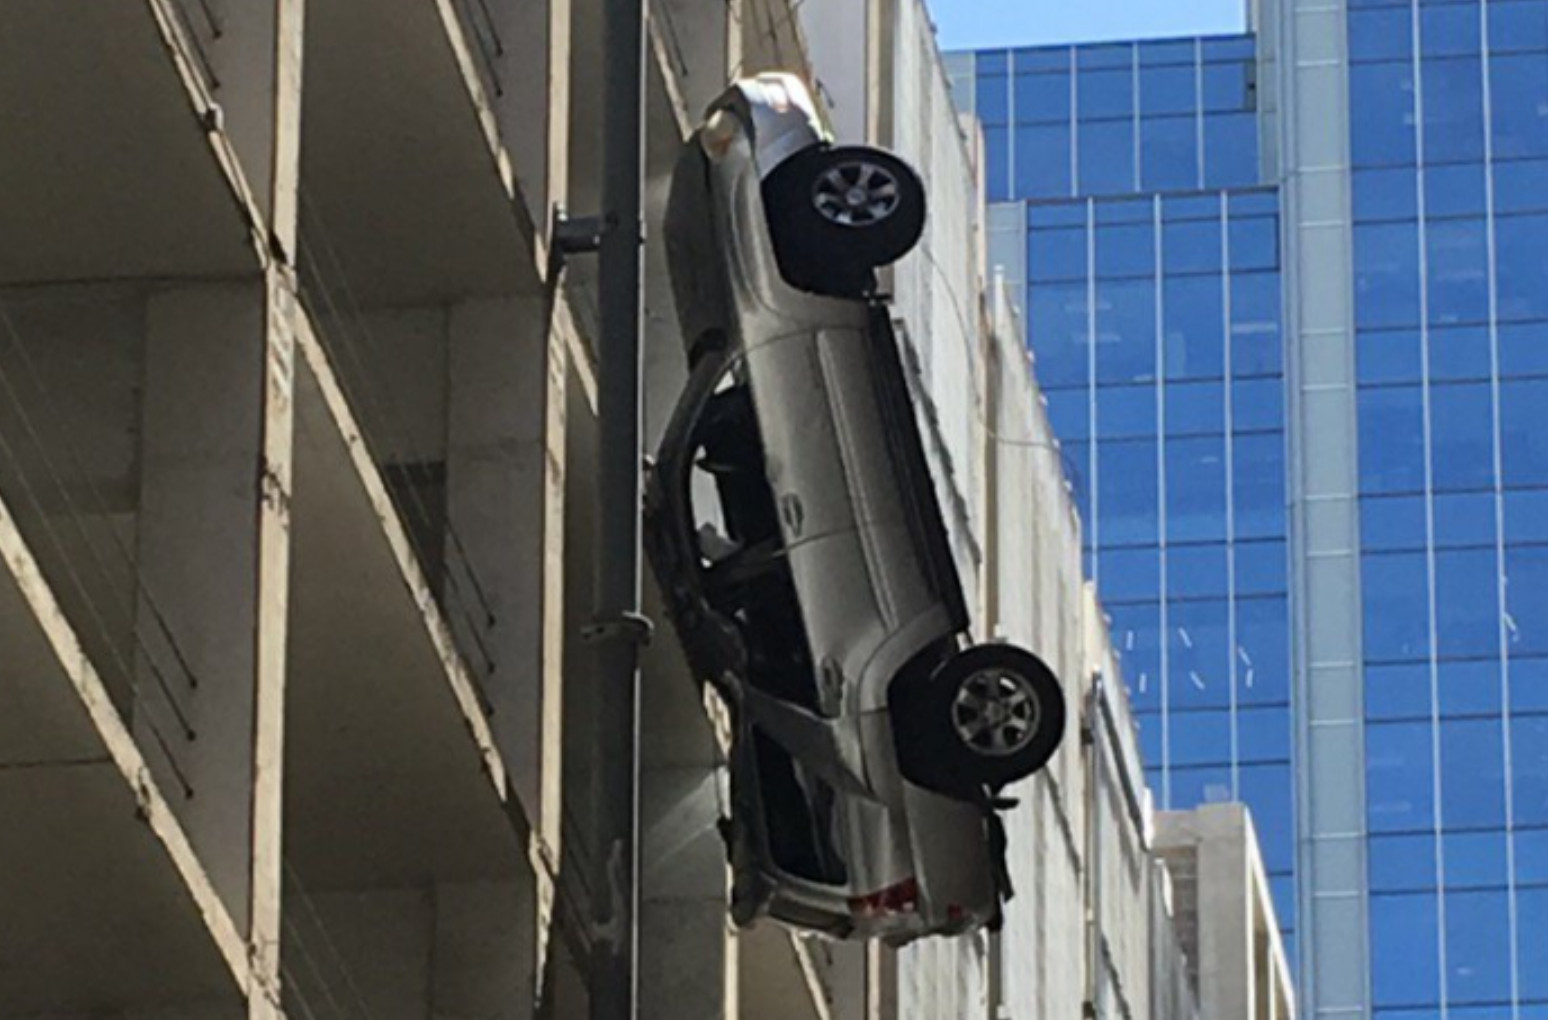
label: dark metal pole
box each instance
[589,0,646,1013]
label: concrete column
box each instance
[1194,814,1252,1020]
[270,0,306,261]
[135,270,294,1018]
[251,269,297,1020]
[823,942,871,1020]
[446,296,566,848]
[445,296,566,1017]
[432,880,536,1020]
[252,11,302,1002]
[869,943,897,1020]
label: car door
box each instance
[740,326,921,713]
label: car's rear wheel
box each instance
[762,145,926,297]
[895,644,1065,794]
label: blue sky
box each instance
[926,0,1247,50]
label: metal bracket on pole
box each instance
[582,612,654,648]
[552,205,606,259]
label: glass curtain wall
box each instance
[1028,188,1294,953]
[1349,0,1548,1015]
[969,35,1259,204]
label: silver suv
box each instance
[645,73,1066,942]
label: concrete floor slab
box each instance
[0,4,260,285]
[283,317,530,892]
[0,499,245,1016]
[299,0,541,308]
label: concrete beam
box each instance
[727,0,745,81]
[814,942,870,1020]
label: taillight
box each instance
[848,877,920,919]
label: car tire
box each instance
[895,644,1066,795]
[762,144,926,297]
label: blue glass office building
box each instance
[947,32,1298,952]
[951,2,1548,1016]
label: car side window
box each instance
[752,729,850,886]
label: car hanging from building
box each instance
[645,72,1067,943]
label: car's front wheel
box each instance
[895,644,1066,795]
[762,144,926,297]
